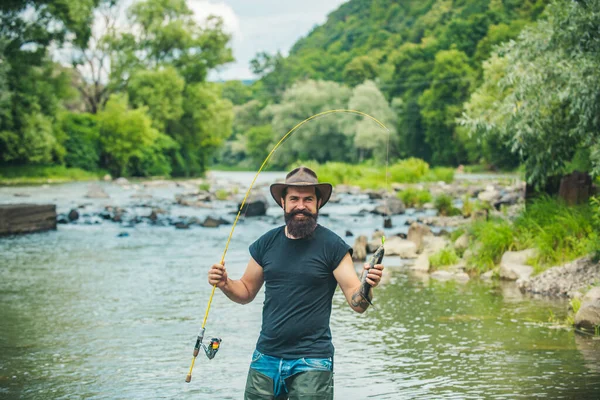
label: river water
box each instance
[1,172,599,399]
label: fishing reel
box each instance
[201,337,222,360]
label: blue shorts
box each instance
[244,349,334,399]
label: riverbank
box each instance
[0,165,105,185]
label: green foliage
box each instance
[215,189,229,200]
[97,95,159,177]
[419,49,474,166]
[398,188,432,208]
[429,247,460,270]
[388,158,430,183]
[199,182,210,191]
[57,112,100,171]
[245,125,274,167]
[127,67,185,131]
[515,196,599,268]
[465,218,515,273]
[427,167,455,183]
[464,196,600,273]
[221,80,254,105]
[434,193,461,216]
[461,0,600,186]
[0,165,102,185]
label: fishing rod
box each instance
[185,109,391,383]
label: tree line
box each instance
[1,0,598,185]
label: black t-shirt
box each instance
[249,224,352,359]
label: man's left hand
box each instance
[363,263,384,287]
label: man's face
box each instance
[283,186,320,238]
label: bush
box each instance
[429,247,460,270]
[215,189,229,200]
[388,157,430,183]
[465,218,515,273]
[427,167,455,183]
[514,196,599,268]
[434,194,461,216]
[398,188,432,208]
[58,112,101,171]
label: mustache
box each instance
[289,209,316,218]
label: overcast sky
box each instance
[187,0,348,80]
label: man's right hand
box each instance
[208,262,228,288]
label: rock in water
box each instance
[352,235,368,261]
[85,185,109,199]
[575,287,600,332]
[239,192,268,217]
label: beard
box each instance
[284,209,318,238]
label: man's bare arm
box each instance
[333,253,384,313]
[207,257,264,305]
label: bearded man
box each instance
[208,166,384,400]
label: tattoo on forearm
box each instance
[351,291,371,309]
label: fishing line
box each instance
[186,109,391,383]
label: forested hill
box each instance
[280,0,547,84]
[244,0,549,168]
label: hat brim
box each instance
[270,183,332,209]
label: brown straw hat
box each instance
[270,166,333,209]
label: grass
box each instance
[465,218,515,273]
[397,188,432,208]
[215,189,230,200]
[0,165,104,185]
[299,158,454,190]
[429,247,460,270]
[434,194,461,216]
[199,182,211,191]
[463,196,600,274]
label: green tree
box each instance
[348,80,397,162]
[419,49,474,165]
[221,80,254,106]
[264,80,353,167]
[97,94,159,176]
[342,55,379,87]
[461,0,600,184]
[127,67,185,131]
[56,112,101,171]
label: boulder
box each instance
[345,230,353,237]
[574,287,600,332]
[407,222,432,252]
[85,185,109,199]
[352,235,368,261]
[478,188,500,203]
[500,263,533,281]
[115,177,129,185]
[411,253,430,272]
[493,192,522,210]
[454,272,470,282]
[103,174,112,181]
[239,192,268,217]
[431,270,453,281]
[202,216,222,228]
[481,270,494,281]
[422,236,449,255]
[454,233,469,251]
[68,209,79,222]
[372,198,405,215]
[372,230,385,241]
[383,237,418,258]
[518,256,600,297]
[501,249,538,266]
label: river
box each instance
[1,173,599,399]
